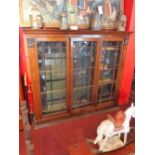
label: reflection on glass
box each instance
[73,86,93,108]
[73,69,94,88]
[99,69,117,84]
[101,41,121,66]
[98,84,112,102]
[37,41,67,114]
[73,41,96,108]
[99,69,113,83]
[100,50,119,66]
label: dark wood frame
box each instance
[22,28,131,125]
[70,37,99,113]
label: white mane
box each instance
[123,103,135,128]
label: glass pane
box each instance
[99,69,117,84]
[73,68,94,88]
[41,59,66,71]
[73,41,96,69]
[44,70,66,81]
[46,100,66,113]
[45,90,66,101]
[99,69,113,83]
[45,81,66,91]
[101,41,122,66]
[73,86,93,108]
[104,70,113,80]
[97,41,122,103]
[97,84,112,102]
[106,51,117,65]
[38,41,67,114]
[72,41,96,109]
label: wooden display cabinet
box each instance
[21,29,131,125]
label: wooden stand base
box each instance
[68,141,135,155]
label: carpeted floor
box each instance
[19,107,134,155]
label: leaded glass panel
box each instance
[72,41,96,108]
[37,41,67,114]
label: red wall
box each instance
[118,0,135,104]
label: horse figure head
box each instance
[123,102,135,129]
[125,102,135,118]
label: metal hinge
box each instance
[27,38,35,48]
[123,36,129,46]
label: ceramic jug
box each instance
[91,13,101,30]
[29,4,43,29]
[60,12,68,30]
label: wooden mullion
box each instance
[110,69,116,98]
[42,43,49,113]
[66,38,70,113]
[49,62,53,112]
[59,42,63,111]
[69,38,74,113]
[29,40,43,120]
[92,39,101,103]
[77,42,81,102]
[87,42,93,102]
[101,43,107,101]
[110,42,119,99]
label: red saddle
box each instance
[107,110,126,128]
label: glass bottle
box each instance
[60,12,68,30]
[91,13,101,30]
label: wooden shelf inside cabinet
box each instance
[102,47,121,51]
[98,80,115,85]
[21,28,131,125]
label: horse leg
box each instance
[99,136,108,152]
[124,132,128,144]
[94,135,102,144]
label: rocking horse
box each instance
[94,103,135,152]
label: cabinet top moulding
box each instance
[22,28,132,36]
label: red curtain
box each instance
[19,27,34,113]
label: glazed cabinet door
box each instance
[97,38,124,104]
[30,38,70,119]
[70,38,99,111]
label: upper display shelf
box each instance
[20,0,125,30]
[22,28,131,35]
